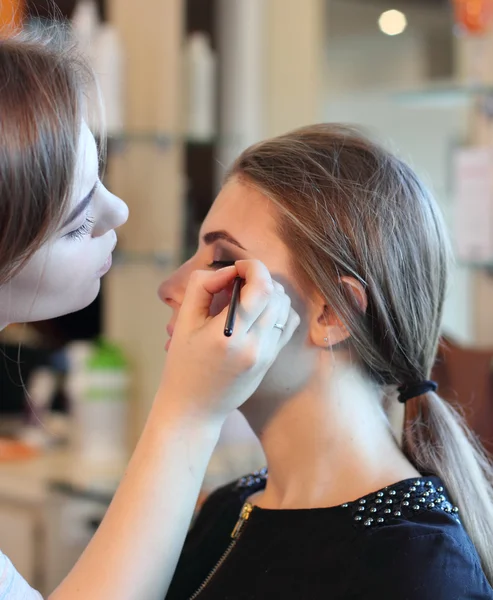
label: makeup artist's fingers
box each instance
[159,259,300,423]
[247,281,289,336]
[273,286,293,334]
[179,266,238,327]
[231,260,277,329]
[276,307,301,350]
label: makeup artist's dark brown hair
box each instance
[227,123,493,583]
[0,28,95,284]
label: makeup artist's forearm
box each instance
[49,401,222,600]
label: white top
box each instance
[0,551,42,599]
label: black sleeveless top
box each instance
[166,470,493,599]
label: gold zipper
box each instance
[188,502,253,600]
[231,502,253,538]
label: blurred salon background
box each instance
[1,0,493,594]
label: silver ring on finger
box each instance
[273,322,285,332]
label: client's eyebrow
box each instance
[61,182,98,228]
[202,230,247,251]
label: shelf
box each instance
[105,132,222,151]
[185,138,219,146]
[459,260,493,271]
[106,132,172,151]
[49,481,114,505]
[392,80,493,109]
[112,250,173,268]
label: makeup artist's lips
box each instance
[96,253,113,278]
[96,239,117,278]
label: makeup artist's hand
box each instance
[53,262,297,600]
[157,260,300,424]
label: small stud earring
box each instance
[324,337,329,344]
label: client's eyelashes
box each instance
[207,260,236,269]
[66,216,95,241]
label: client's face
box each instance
[159,177,320,417]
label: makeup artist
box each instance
[0,31,299,600]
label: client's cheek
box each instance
[210,289,231,317]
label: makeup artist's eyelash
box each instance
[207,260,236,269]
[66,216,95,241]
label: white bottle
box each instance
[66,340,129,466]
[20,367,58,449]
[71,0,100,131]
[185,32,217,142]
[93,24,125,136]
[71,0,99,57]
[65,341,94,414]
[64,341,94,454]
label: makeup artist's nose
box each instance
[158,259,195,308]
[92,185,129,237]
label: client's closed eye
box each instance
[207,260,236,269]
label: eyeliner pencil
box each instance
[224,277,243,337]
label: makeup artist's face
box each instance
[0,122,128,326]
[159,177,319,414]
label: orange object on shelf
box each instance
[453,0,493,34]
[0,0,25,37]
[0,439,39,461]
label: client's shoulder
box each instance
[200,466,268,514]
[190,467,267,536]
[357,509,493,599]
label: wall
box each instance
[105,0,184,437]
[216,0,326,180]
[262,0,326,137]
[326,33,427,93]
[325,93,473,343]
[323,0,473,343]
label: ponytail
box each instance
[403,392,493,584]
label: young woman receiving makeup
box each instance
[160,125,493,599]
[0,32,298,600]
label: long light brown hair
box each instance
[227,123,493,583]
[0,28,96,285]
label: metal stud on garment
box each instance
[234,470,461,533]
[342,477,461,530]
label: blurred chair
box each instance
[432,337,493,455]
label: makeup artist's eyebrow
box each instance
[61,182,98,228]
[202,230,247,251]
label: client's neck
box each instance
[244,367,420,510]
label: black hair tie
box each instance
[397,380,438,404]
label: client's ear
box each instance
[309,276,367,349]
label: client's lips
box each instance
[165,324,174,352]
